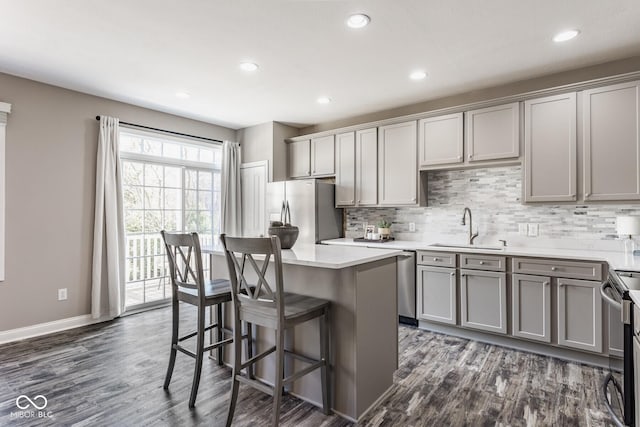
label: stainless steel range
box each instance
[602,270,639,426]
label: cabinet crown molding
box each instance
[286,70,640,143]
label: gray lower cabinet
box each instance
[417,265,456,325]
[557,278,603,353]
[512,274,551,343]
[460,269,507,334]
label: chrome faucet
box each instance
[461,207,479,245]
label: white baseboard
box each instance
[0,314,112,344]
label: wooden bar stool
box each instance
[161,231,247,408]
[220,234,331,426]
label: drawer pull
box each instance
[551,267,557,271]
[479,261,485,265]
[433,258,439,261]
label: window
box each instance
[119,128,222,309]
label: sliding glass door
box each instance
[120,129,221,309]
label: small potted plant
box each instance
[377,219,392,239]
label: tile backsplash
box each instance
[345,165,640,248]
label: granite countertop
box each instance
[321,238,640,272]
[203,241,403,270]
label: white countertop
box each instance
[203,242,403,270]
[321,238,640,272]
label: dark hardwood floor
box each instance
[0,305,618,426]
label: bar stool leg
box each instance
[189,304,206,408]
[320,308,330,415]
[164,298,179,389]
[225,307,243,427]
[272,327,285,427]
[216,303,224,366]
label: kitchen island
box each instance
[205,243,402,422]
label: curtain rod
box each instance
[95,116,223,144]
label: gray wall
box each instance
[301,56,640,134]
[0,72,236,331]
[237,121,298,182]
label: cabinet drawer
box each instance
[512,258,603,281]
[634,304,640,338]
[417,251,456,267]
[459,254,506,272]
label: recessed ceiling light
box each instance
[239,62,259,72]
[175,91,190,99]
[347,14,370,29]
[553,29,580,42]
[410,71,427,80]
[317,96,332,104]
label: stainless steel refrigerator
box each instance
[266,179,343,246]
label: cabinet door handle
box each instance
[543,281,550,286]
[558,282,565,287]
[585,192,591,197]
[479,261,485,265]
[412,197,416,202]
[351,200,355,204]
[469,155,473,159]
[461,273,466,277]
[307,170,311,175]
[450,272,455,277]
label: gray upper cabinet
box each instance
[335,129,378,207]
[512,274,551,343]
[335,132,356,206]
[378,121,418,205]
[418,113,463,167]
[524,93,577,202]
[288,140,311,178]
[557,278,602,353]
[465,102,520,162]
[583,81,640,201]
[460,269,507,334]
[417,265,457,325]
[311,135,335,176]
[356,128,378,206]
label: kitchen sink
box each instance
[430,243,505,251]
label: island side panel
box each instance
[355,257,398,418]
[209,254,359,419]
[282,264,357,418]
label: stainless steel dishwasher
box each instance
[398,250,417,326]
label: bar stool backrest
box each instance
[220,234,285,322]
[161,231,206,304]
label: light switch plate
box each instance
[409,222,416,232]
[528,223,539,237]
[58,288,68,301]
[518,223,528,236]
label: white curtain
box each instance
[221,140,242,236]
[91,116,126,320]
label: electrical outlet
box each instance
[518,223,528,236]
[528,223,539,237]
[58,288,68,301]
[409,222,416,232]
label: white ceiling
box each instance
[1,0,640,130]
